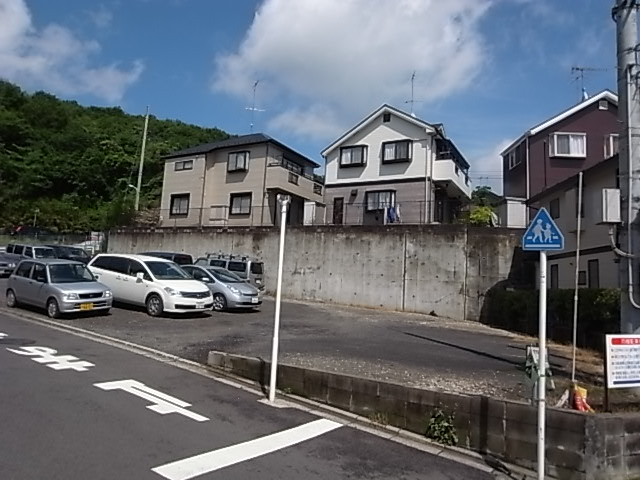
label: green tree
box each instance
[0,80,229,232]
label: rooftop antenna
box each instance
[571,66,609,101]
[245,80,265,133]
[404,71,423,116]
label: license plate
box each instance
[251,297,259,304]
[80,303,94,311]
[196,303,205,309]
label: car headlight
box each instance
[64,293,79,300]
[8,263,15,268]
[228,286,240,294]
[104,290,113,298]
[164,286,179,296]
[255,279,262,284]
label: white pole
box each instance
[538,250,548,480]
[571,172,583,383]
[135,106,150,211]
[269,194,290,402]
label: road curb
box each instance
[0,306,536,479]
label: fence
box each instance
[150,199,465,228]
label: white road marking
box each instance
[0,332,8,339]
[152,418,342,480]
[6,346,95,371]
[94,379,209,422]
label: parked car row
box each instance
[4,252,263,319]
[0,242,93,278]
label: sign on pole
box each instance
[522,207,564,480]
[522,208,565,251]
[605,334,640,389]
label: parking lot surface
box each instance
[0,277,543,399]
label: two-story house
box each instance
[527,154,619,288]
[159,133,324,228]
[321,104,472,225]
[499,90,619,228]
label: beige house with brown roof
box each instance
[159,133,324,228]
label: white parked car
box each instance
[87,253,213,316]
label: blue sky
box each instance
[0,0,619,193]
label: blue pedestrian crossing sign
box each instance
[522,207,564,251]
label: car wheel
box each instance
[47,298,61,319]
[212,293,227,312]
[146,294,164,317]
[6,289,18,308]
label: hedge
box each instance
[481,288,620,352]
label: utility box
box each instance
[599,188,621,224]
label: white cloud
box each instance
[0,0,142,102]
[213,0,494,141]
[88,5,113,29]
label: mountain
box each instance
[0,80,229,232]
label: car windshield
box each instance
[208,268,244,283]
[69,248,89,257]
[49,264,95,283]
[34,248,56,259]
[144,261,191,280]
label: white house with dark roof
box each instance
[321,104,472,225]
[159,133,324,227]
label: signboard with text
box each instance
[605,334,640,389]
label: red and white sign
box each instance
[606,334,640,389]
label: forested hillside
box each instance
[0,80,229,232]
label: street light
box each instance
[269,194,290,402]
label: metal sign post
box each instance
[269,194,290,402]
[522,207,564,480]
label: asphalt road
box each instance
[0,277,539,398]
[0,312,495,480]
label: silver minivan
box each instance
[5,258,113,318]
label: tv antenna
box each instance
[404,71,424,116]
[245,80,265,133]
[571,66,609,101]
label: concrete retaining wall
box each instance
[108,225,524,321]
[207,350,640,480]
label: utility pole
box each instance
[135,106,150,211]
[614,0,640,333]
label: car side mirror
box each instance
[136,272,145,282]
[36,276,47,283]
[200,277,210,283]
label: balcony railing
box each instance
[268,157,324,186]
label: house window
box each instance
[605,134,619,159]
[588,259,600,288]
[170,194,190,216]
[174,160,194,171]
[228,151,249,172]
[383,113,391,123]
[549,198,560,219]
[288,172,299,185]
[382,140,412,163]
[549,133,586,158]
[340,146,367,167]
[578,271,587,286]
[507,150,520,169]
[366,190,395,211]
[599,100,609,110]
[550,264,559,289]
[230,193,252,215]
